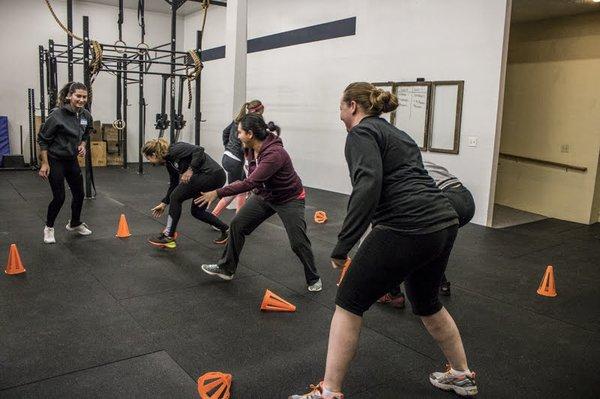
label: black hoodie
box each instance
[38,106,93,159]
[161,142,224,204]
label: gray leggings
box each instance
[217,194,320,285]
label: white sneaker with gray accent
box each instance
[429,366,478,396]
[66,222,92,236]
[43,226,56,244]
[307,278,323,292]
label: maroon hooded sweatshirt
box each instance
[216,133,304,204]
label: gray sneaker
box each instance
[66,221,92,236]
[201,264,234,281]
[429,366,478,396]
[307,278,322,292]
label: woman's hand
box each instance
[331,257,347,269]
[38,163,50,180]
[180,169,193,184]
[78,143,86,157]
[194,190,218,208]
[151,202,167,218]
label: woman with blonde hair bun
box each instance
[211,100,265,217]
[142,138,229,249]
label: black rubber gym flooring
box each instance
[1,167,598,398]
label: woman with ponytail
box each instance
[38,82,94,244]
[289,83,477,399]
[195,113,321,292]
[142,138,229,249]
[212,100,265,217]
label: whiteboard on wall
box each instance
[393,83,430,149]
[372,82,394,122]
[428,81,464,154]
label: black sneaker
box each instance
[201,264,234,280]
[148,233,176,249]
[213,230,229,245]
[440,281,451,296]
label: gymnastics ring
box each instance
[136,42,150,54]
[113,40,127,53]
[112,119,126,130]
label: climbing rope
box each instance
[184,0,209,109]
[44,0,103,97]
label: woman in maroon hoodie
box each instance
[194,113,322,291]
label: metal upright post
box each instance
[38,46,46,124]
[31,89,37,165]
[123,54,128,168]
[83,16,94,198]
[138,51,145,174]
[67,0,74,81]
[194,30,202,146]
[48,40,58,109]
[27,89,34,166]
[169,0,177,144]
[116,58,122,159]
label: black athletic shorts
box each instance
[335,224,458,316]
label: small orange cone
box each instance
[5,244,26,275]
[314,211,328,224]
[198,371,232,399]
[260,289,296,312]
[337,258,351,287]
[537,265,557,297]
[115,214,131,238]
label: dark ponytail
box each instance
[239,113,281,140]
[267,121,281,137]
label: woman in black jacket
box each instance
[290,83,477,399]
[142,138,229,249]
[38,82,93,244]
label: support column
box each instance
[224,0,247,119]
[67,0,74,81]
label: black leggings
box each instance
[222,154,245,183]
[46,156,84,228]
[166,170,229,236]
[337,225,458,316]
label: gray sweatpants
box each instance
[217,194,320,285]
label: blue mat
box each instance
[0,116,9,165]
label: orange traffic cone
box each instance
[337,258,352,287]
[198,371,232,399]
[115,214,131,238]
[537,265,557,297]
[260,289,296,312]
[314,211,328,224]
[5,244,26,275]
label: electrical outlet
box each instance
[561,144,570,153]
[468,136,478,147]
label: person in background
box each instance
[38,81,93,244]
[378,161,476,308]
[212,100,265,217]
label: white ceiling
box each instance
[512,0,600,23]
